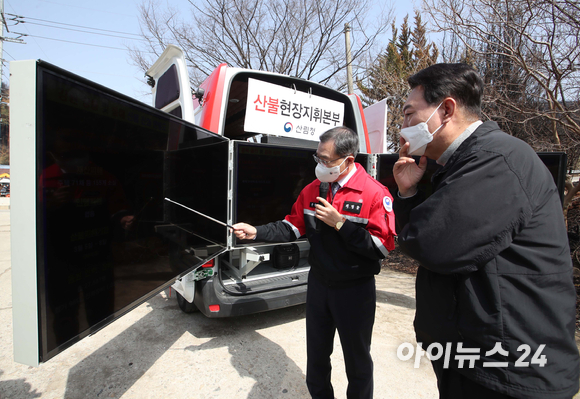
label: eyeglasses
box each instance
[312,154,345,166]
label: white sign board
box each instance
[244,78,345,141]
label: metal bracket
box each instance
[236,246,270,279]
[227,140,235,249]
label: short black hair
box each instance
[319,126,359,158]
[408,63,484,120]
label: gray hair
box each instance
[319,126,359,158]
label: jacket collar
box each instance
[432,121,500,183]
[437,121,483,166]
[340,163,367,192]
[443,121,500,165]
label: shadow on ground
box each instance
[0,370,43,399]
[376,290,416,310]
[63,295,307,398]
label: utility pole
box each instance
[0,0,26,148]
[0,0,4,91]
[344,23,353,95]
[0,0,26,89]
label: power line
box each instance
[6,14,143,37]
[25,34,157,53]
[17,20,147,41]
[26,34,131,51]
[3,49,13,60]
[4,1,51,61]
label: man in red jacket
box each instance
[233,126,396,399]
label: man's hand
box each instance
[231,223,257,240]
[315,197,343,227]
[393,139,428,197]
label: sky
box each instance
[5,0,418,105]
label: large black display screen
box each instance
[234,142,316,235]
[233,144,371,245]
[376,152,567,202]
[162,141,230,272]
[36,62,227,362]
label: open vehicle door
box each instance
[145,44,196,124]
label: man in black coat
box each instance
[393,63,579,399]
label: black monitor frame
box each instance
[17,60,229,363]
[232,141,317,245]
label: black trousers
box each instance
[305,273,376,399]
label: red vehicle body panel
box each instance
[193,63,228,134]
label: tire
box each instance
[176,291,199,313]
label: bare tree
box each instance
[129,0,392,90]
[424,0,580,208]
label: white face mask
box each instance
[315,157,349,183]
[399,102,444,156]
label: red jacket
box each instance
[257,163,396,285]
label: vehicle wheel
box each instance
[176,291,199,313]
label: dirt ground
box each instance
[0,210,439,399]
[1,208,579,399]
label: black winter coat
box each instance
[394,121,579,399]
